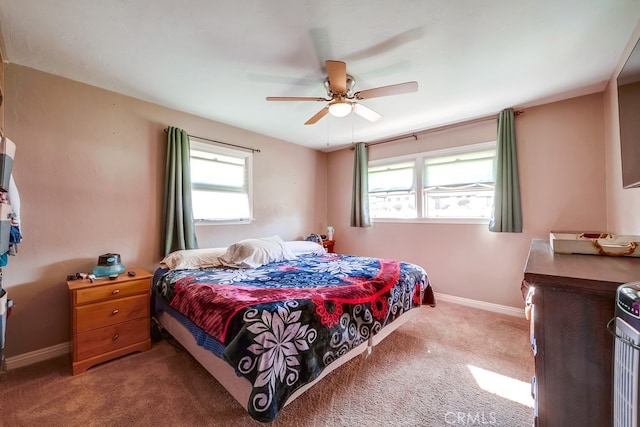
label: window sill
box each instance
[195,218,254,226]
[372,217,490,225]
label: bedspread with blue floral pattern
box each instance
[153,253,435,422]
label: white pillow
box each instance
[160,247,227,270]
[219,235,296,268]
[284,240,326,255]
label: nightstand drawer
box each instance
[74,278,150,305]
[74,294,149,333]
[75,317,149,361]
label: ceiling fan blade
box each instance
[305,106,329,125]
[354,81,418,100]
[326,60,347,94]
[266,96,328,102]
[353,103,382,122]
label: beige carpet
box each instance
[0,301,534,426]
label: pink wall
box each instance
[2,64,327,357]
[327,93,607,308]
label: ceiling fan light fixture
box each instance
[266,60,418,125]
[328,101,352,117]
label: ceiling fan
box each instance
[266,60,418,125]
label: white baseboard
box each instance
[435,292,524,317]
[5,341,71,371]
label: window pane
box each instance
[369,162,414,192]
[424,150,494,187]
[423,187,494,218]
[189,142,252,222]
[191,156,245,191]
[369,191,417,218]
[192,190,250,221]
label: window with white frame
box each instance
[368,142,496,220]
[189,140,253,222]
[369,161,417,218]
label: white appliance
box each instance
[613,282,640,427]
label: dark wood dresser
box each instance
[524,238,640,427]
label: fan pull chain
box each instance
[351,114,355,144]
[326,115,330,148]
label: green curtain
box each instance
[162,126,198,255]
[489,108,523,233]
[350,142,371,227]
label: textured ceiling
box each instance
[1,1,639,151]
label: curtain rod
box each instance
[163,128,261,153]
[363,110,524,149]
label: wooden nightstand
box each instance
[67,269,152,375]
[323,239,335,253]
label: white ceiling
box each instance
[1,1,639,152]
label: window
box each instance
[369,161,416,218]
[189,140,253,223]
[368,142,495,221]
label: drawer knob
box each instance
[112,289,120,295]
[112,334,119,341]
[112,309,119,315]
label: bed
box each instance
[152,236,436,422]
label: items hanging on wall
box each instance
[0,137,20,265]
[0,135,18,369]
